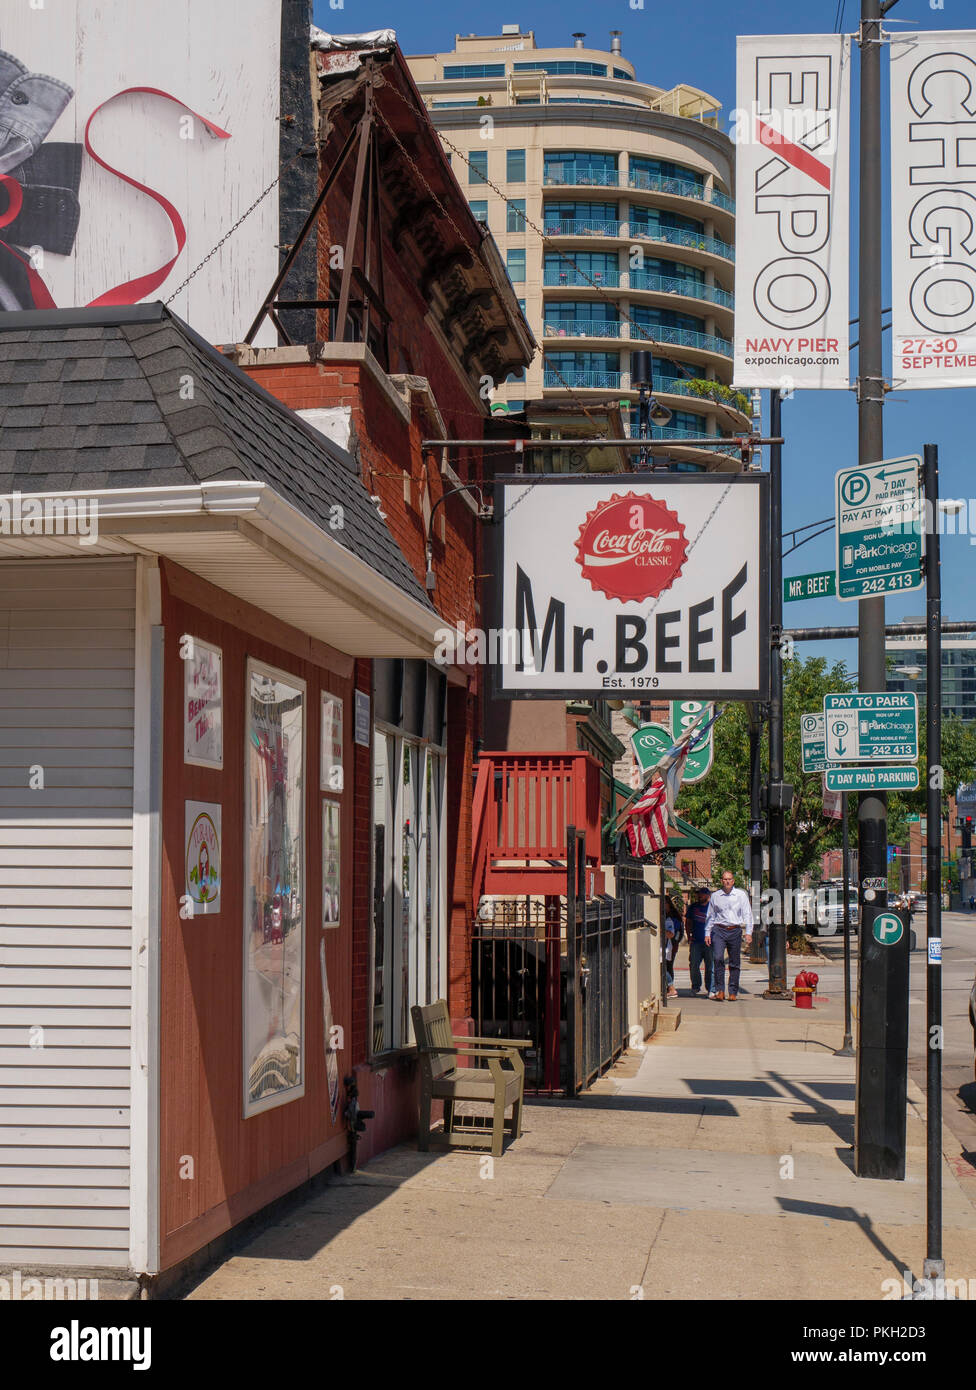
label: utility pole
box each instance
[923,442,944,1286]
[764,388,790,998]
[854,0,908,1181]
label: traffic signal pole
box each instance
[854,0,909,1181]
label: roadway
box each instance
[817,909,976,1159]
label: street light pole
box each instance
[923,442,944,1287]
[854,0,904,1181]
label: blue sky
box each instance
[313,1,974,676]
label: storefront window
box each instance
[243,661,305,1116]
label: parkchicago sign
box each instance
[493,475,769,699]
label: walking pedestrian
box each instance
[664,895,683,999]
[685,886,714,996]
[704,869,753,1001]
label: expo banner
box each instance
[734,34,852,389]
[493,475,768,700]
[890,30,976,389]
[0,0,281,344]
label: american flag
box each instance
[626,777,669,856]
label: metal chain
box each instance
[164,144,315,305]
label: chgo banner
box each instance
[734,34,852,389]
[890,31,976,388]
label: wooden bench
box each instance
[411,1000,530,1159]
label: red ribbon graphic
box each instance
[0,89,230,310]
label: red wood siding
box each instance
[158,560,359,1270]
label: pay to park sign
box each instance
[823,692,919,761]
[494,475,769,699]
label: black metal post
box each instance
[923,442,944,1284]
[855,0,904,1181]
[749,710,765,963]
[765,388,790,998]
[638,383,649,470]
[835,792,855,1056]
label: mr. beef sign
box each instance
[734,35,852,390]
[494,475,768,700]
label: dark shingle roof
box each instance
[0,304,432,610]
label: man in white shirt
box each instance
[704,869,753,1001]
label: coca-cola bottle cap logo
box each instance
[575,491,688,602]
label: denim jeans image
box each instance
[688,940,713,993]
[710,924,742,995]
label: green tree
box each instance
[677,654,856,881]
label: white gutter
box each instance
[2,481,446,653]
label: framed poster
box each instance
[184,801,221,915]
[320,692,344,792]
[323,800,340,928]
[183,637,223,769]
[242,659,306,1117]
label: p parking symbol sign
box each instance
[872,912,904,946]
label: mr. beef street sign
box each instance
[493,475,769,699]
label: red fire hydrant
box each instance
[794,969,819,1009]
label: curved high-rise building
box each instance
[408,26,748,471]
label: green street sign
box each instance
[800,712,840,773]
[824,765,920,792]
[823,692,918,761]
[835,455,922,601]
[669,700,713,783]
[784,570,836,602]
[872,912,904,946]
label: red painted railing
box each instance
[471,751,604,908]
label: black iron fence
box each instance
[471,830,648,1095]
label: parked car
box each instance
[816,893,860,936]
[970,967,976,1082]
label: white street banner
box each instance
[734,34,852,389]
[890,31,976,388]
[495,476,768,699]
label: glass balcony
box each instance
[630,223,735,261]
[628,169,735,212]
[627,273,734,309]
[543,218,622,237]
[652,377,750,413]
[543,267,621,287]
[629,324,733,357]
[543,369,622,389]
[543,320,622,338]
[543,165,621,188]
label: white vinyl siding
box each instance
[0,559,135,1267]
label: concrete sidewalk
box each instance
[186,954,976,1300]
